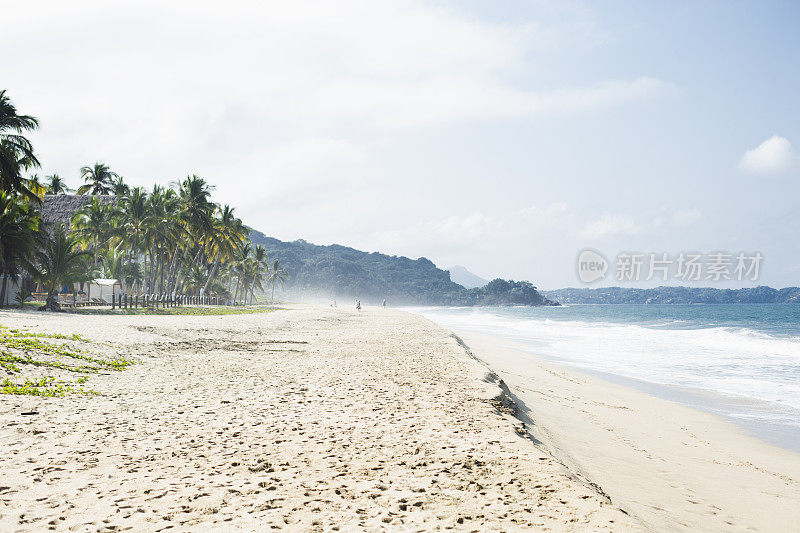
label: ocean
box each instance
[409,304,800,453]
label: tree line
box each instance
[0,89,287,309]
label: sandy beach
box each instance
[460,332,800,532]
[0,306,635,531]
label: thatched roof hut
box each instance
[38,195,117,229]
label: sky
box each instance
[3,0,799,289]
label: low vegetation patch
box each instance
[0,326,132,396]
[63,306,280,316]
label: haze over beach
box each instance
[2,1,800,532]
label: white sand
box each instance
[460,331,800,532]
[0,307,636,531]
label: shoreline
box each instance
[454,329,800,531]
[537,357,800,455]
[0,306,637,530]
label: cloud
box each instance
[739,135,797,175]
[0,1,679,286]
[576,214,642,240]
[372,203,573,256]
[5,1,671,140]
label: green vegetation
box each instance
[0,89,284,310]
[2,88,555,309]
[1,377,72,397]
[0,325,132,396]
[250,232,557,306]
[0,89,40,201]
[65,306,278,316]
[544,286,800,304]
[0,191,39,305]
[34,225,92,310]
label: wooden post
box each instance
[111,291,115,310]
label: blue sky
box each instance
[3,0,799,288]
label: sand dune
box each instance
[0,307,636,531]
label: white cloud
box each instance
[576,214,642,240]
[739,135,797,175]
[372,203,574,256]
[5,1,670,142]
[0,1,682,286]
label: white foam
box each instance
[412,307,800,413]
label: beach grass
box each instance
[0,326,132,396]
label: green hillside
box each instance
[249,230,557,306]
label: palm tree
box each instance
[45,173,71,194]
[146,185,181,293]
[183,264,207,296]
[267,259,288,303]
[170,175,215,293]
[232,242,252,303]
[25,174,48,199]
[34,224,90,311]
[110,175,129,196]
[202,204,248,297]
[77,162,118,195]
[92,248,128,282]
[249,244,268,304]
[118,187,150,292]
[0,191,39,306]
[0,89,40,200]
[71,197,113,265]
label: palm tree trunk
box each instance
[159,248,165,294]
[202,260,219,296]
[0,272,8,308]
[166,242,183,293]
[249,267,260,305]
[179,246,205,293]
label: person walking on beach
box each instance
[356,300,361,311]
[382,298,386,309]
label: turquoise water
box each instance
[409,304,800,453]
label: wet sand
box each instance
[459,331,800,532]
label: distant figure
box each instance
[331,298,337,307]
[356,300,361,312]
[382,298,386,309]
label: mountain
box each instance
[543,286,800,304]
[248,230,557,306]
[448,265,489,289]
